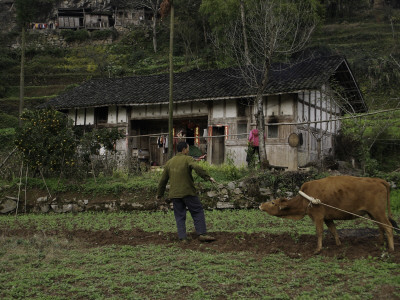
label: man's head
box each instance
[177,141,189,154]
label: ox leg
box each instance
[374,217,395,252]
[324,220,341,246]
[314,218,324,254]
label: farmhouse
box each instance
[46,55,367,170]
[114,5,154,28]
[57,8,113,30]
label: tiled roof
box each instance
[46,55,366,112]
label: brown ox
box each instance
[259,176,399,254]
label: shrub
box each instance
[91,29,117,40]
[126,50,146,67]
[0,113,18,129]
[61,30,90,43]
[15,109,77,172]
[0,128,15,151]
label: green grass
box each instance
[0,209,398,235]
[2,162,251,195]
[3,241,397,299]
[0,210,399,299]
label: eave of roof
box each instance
[45,55,367,112]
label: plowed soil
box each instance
[3,227,400,262]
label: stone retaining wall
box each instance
[0,172,318,214]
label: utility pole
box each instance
[162,0,174,159]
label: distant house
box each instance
[57,8,112,30]
[46,55,367,170]
[113,6,154,28]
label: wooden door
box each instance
[212,126,225,165]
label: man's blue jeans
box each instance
[172,195,207,239]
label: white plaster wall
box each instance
[280,94,293,115]
[321,134,333,154]
[192,102,208,114]
[212,101,224,118]
[86,108,94,125]
[161,104,169,116]
[266,96,279,116]
[225,99,237,118]
[297,150,308,167]
[76,108,85,125]
[322,110,327,131]
[116,138,126,152]
[146,105,159,117]
[303,92,310,103]
[310,106,316,123]
[303,104,310,121]
[175,103,191,115]
[225,144,299,170]
[109,106,117,124]
[118,107,127,123]
[266,144,298,171]
[226,146,248,167]
[297,102,303,122]
[131,106,146,118]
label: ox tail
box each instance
[390,218,400,234]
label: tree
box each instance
[113,0,161,53]
[174,0,205,66]
[131,0,161,53]
[15,109,124,176]
[202,0,321,168]
[338,109,400,174]
[14,0,54,127]
[15,109,77,172]
[161,0,174,159]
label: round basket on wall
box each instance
[288,133,301,147]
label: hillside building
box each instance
[45,55,367,170]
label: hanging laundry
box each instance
[163,136,168,154]
[157,136,163,148]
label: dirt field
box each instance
[4,227,400,262]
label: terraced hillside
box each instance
[1,10,400,168]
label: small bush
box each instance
[91,29,117,40]
[15,109,77,172]
[0,113,18,129]
[126,50,146,66]
[61,30,90,43]
[0,128,15,151]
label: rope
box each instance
[298,191,398,230]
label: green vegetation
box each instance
[1,209,399,233]
[0,210,399,299]
[1,2,400,172]
[13,109,124,176]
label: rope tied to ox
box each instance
[298,191,398,230]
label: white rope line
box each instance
[124,108,400,139]
[298,191,398,230]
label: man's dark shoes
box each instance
[198,234,216,242]
[179,237,189,244]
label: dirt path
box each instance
[2,228,400,261]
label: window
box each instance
[237,123,248,139]
[95,107,108,124]
[268,125,278,138]
[267,115,278,138]
[237,99,248,117]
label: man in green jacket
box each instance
[157,141,216,242]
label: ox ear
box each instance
[278,198,289,210]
